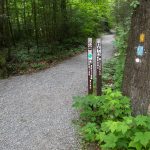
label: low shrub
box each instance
[97,116,150,150]
[73,88,131,124]
[73,90,150,150]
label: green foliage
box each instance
[81,123,98,142]
[19,62,29,70]
[73,91,150,150]
[96,116,150,150]
[70,1,112,40]
[112,0,132,26]
[0,53,6,65]
[1,0,113,77]
[73,88,131,123]
[30,63,47,70]
[102,25,129,90]
[102,55,125,90]
[102,58,116,87]
[7,44,85,75]
[130,0,140,9]
[114,26,128,53]
[0,51,8,78]
[113,55,125,89]
[112,25,129,89]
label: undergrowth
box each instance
[8,45,85,75]
[73,26,150,150]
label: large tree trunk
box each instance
[122,0,150,115]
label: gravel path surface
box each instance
[0,34,114,150]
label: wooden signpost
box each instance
[87,38,102,95]
[96,38,102,96]
[88,38,93,94]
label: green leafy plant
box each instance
[81,123,98,142]
[31,63,47,70]
[74,91,150,149]
[130,0,140,9]
[0,52,7,78]
[102,55,125,90]
[96,115,150,150]
[73,88,131,124]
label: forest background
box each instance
[0,0,116,78]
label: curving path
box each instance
[0,34,114,150]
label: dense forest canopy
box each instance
[0,0,113,77]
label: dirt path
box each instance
[0,34,115,150]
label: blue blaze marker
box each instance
[137,45,144,56]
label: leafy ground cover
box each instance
[7,45,85,75]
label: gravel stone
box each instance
[0,34,114,150]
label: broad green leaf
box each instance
[116,122,129,134]
[135,115,148,127]
[102,133,118,148]
[123,116,133,125]
[96,132,105,142]
[133,132,150,148]
[129,141,142,150]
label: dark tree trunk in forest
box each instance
[52,0,57,42]
[60,0,67,41]
[122,0,150,115]
[14,0,21,34]
[32,0,39,48]
[0,0,5,48]
[6,0,16,47]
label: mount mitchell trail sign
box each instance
[87,38,93,95]
[87,38,102,96]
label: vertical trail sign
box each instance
[96,38,102,96]
[88,38,93,94]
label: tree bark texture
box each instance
[122,0,150,115]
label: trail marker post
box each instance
[96,38,102,96]
[88,38,93,95]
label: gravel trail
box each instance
[0,34,114,150]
